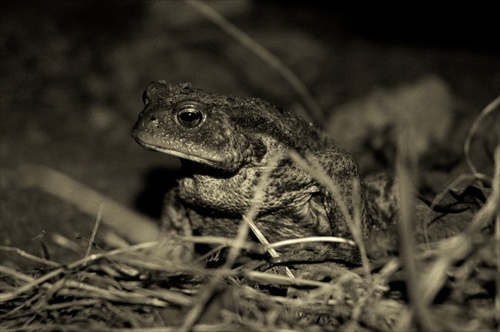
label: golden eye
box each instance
[174,100,206,128]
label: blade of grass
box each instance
[495,147,500,327]
[15,164,160,244]
[83,202,104,265]
[396,124,437,331]
[288,150,369,271]
[183,0,324,124]
[179,151,291,332]
[464,96,499,175]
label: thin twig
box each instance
[0,246,61,267]
[268,236,355,249]
[84,202,104,262]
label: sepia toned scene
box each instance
[1,1,498,331]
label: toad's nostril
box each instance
[142,90,150,106]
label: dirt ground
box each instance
[0,0,499,324]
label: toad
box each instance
[132,81,397,264]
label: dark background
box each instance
[1,0,498,264]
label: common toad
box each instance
[132,81,397,263]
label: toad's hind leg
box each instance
[309,147,367,239]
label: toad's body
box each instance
[132,81,395,262]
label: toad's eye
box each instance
[174,100,206,128]
[142,90,150,106]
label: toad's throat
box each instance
[180,158,237,179]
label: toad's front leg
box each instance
[158,188,195,262]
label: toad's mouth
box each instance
[136,141,224,168]
[134,140,243,178]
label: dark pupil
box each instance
[177,107,202,127]
[179,109,198,122]
[174,100,206,128]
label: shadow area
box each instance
[134,167,182,219]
